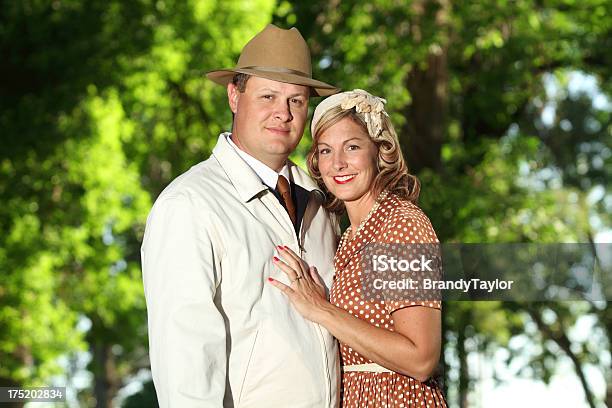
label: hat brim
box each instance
[206,68,339,97]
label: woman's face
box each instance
[316,117,378,205]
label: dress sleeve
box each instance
[381,206,442,315]
[141,196,227,407]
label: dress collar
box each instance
[334,191,392,272]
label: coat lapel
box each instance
[212,134,294,238]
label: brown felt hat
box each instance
[206,24,339,97]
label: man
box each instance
[141,24,341,407]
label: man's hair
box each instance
[231,72,315,96]
[307,107,421,214]
[230,74,251,124]
[232,73,251,93]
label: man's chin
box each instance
[267,144,299,157]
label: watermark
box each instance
[372,254,434,272]
[362,243,443,302]
[421,278,514,292]
[0,387,66,403]
[361,243,610,301]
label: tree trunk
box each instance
[457,315,469,408]
[91,341,120,408]
[0,378,25,408]
[401,0,450,174]
[440,308,449,398]
[527,308,598,408]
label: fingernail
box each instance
[273,256,279,262]
[283,245,289,250]
[267,277,274,282]
[277,245,284,250]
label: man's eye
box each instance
[291,98,304,105]
[262,95,273,100]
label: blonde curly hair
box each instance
[307,90,420,214]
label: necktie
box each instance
[276,175,297,227]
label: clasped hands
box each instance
[268,245,331,323]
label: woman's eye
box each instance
[318,148,330,155]
[347,144,360,151]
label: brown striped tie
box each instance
[276,175,296,227]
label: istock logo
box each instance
[371,254,434,272]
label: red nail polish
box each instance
[277,245,284,250]
[283,245,290,250]
[268,277,274,282]
[273,256,279,261]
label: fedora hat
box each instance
[206,24,339,97]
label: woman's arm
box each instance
[317,302,440,382]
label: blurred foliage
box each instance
[0,0,610,407]
[1,0,275,406]
[122,380,158,408]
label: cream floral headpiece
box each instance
[311,89,389,138]
[339,89,388,138]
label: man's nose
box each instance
[274,100,293,122]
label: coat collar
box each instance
[212,133,322,202]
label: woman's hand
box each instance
[268,245,330,323]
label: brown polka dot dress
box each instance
[330,191,447,407]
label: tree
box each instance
[2,0,276,406]
[1,1,154,402]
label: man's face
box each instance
[228,76,310,171]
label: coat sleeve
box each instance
[141,195,226,407]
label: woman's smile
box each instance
[333,174,357,184]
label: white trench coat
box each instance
[142,134,340,407]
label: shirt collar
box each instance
[227,134,290,190]
[212,133,322,203]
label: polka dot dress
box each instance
[330,192,447,407]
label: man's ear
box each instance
[227,83,240,114]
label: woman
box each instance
[269,89,447,407]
